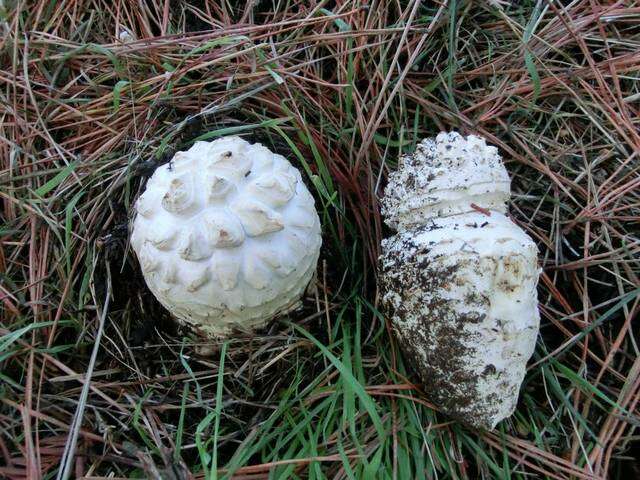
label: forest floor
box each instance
[1,1,639,479]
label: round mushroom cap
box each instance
[131,136,322,337]
[381,132,511,230]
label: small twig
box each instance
[56,261,112,480]
[470,202,492,216]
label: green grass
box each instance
[1,1,639,479]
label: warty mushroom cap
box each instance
[131,136,322,337]
[381,131,511,230]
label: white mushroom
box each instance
[379,132,540,430]
[131,136,322,337]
